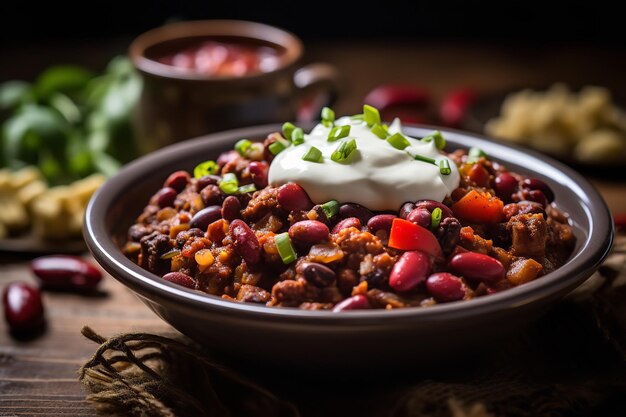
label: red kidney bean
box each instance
[289,220,329,244]
[339,203,374,224]
[200,184,224,206]
[494,172,518,202]
[190,206,222,231]
[389,251,431,292]
[164,170,190,192]
[414,200,454,219]
[302,262,336,287]
[332,217,361,234]
[332,294,371,312]
[406,208,431,228]
[217,150,239,168]
[522,178,554,202]
[367,214,397,234]
[221,196,241,221]
[229,219,261,266]
[526,190,548,207]
[162,272,196,289]
[426,272,465,302]
[196,175,222,192]
[154,187,177,208]
[449,252,505,283]
[248,161,269,189]
[3,282,44,332]
[277,183,313,212]
[31,256,102,291]
[399,202,415,219]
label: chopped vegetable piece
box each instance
[350,114,365,121]
[431,207,442,229]
[452,189,504,223]
[371,123,388,139]
[246,142,264,160]
[363,104,381,127]
[302,146,323,163]
[269,139,289,155]
[409,152,437,165]
[388,218,443,258]
[321,107,335,127]
[421,130,446,150]
[467,147,487,163]
[439,159,451,175]
[291,127,305,145]
[328,125,350,142]
[238,183,257,194]
[193,160,218,178]
[387,132,410,150]
[219,172,239,194]
[160,249,181,260]
[331,139,357,162]
[320,200,340,218]
[282,122,296,140]
[194,249,215,266]
[234,139,252,156]
[275,232,297,264]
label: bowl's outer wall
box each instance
[85,124,613,369]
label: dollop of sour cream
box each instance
[268,117,460,211]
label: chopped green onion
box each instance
[409,152,437,165]
[275,232,297,264]
[439,159,452,175]
[386,133,410,150]
[160,249,181,260]
[302,146,323,163]
[219,172,239,194]
[320,200,340,218]
[467,147,487,163]
[193,160,219,178]
[371,123,388,139]
[291,127,305,145]
[350,114,365,121]
[238,183,257,194]
[269,139,289,155]
[331,139,357,163]
[321,107,335,127]
[234,139,252,156]
[246,142,264,160]
[421,130,446,150]
[431,207,443,229]
[327,125,350,142]
[363,104,381,127]
[282,122,296,140]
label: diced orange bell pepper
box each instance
[452,190,504,223]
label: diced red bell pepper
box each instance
[452,190,504,223]
[388,218,443,258]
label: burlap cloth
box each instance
[79,234,626,417]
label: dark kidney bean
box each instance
[229,219,261,266]
[289,220,330,244]
[162,272,196,289]
[426,272,465,302]
[436,217,461,255]
[154,187,177,208]
[449,252,505,283]
[190,206,222,231]
[31,256,102,291]
[196,175,222,192]
[332,217,361,234]
[217,150,239,168]
[164,170,190,192]
[389,251,431,292]
[526,190,548,207]
[332,294,371,312]
[367,214,397,234]
[406,208,431,228]
[3,282,44,332]
[339,203,374,223]
[200,184,224,206]
[248,161,269,188]
[522,178,554,202]
[494,172,518,202]
[277,183,313,212]
[302,262,336,287]
[414,200,454,219]
[399,202,415,219]
[221,196,241,221]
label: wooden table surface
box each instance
[1,40,626,416]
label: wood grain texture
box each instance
[1,41,626,417]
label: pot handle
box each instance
[293,63,341,122]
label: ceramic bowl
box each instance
[84,124,613,370]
